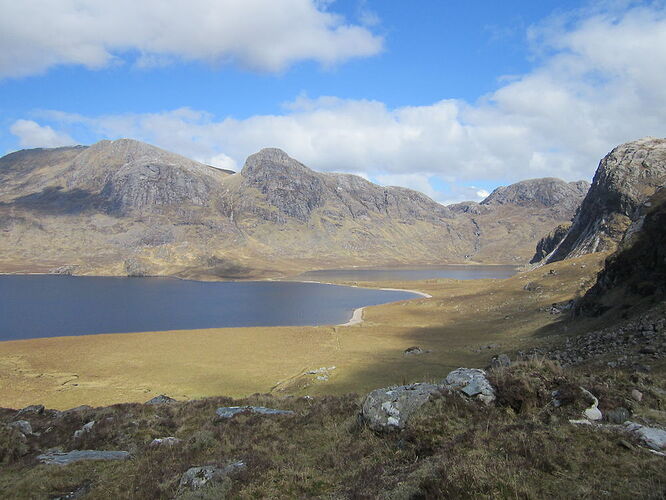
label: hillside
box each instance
[0,140,587,278]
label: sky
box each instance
[1,0,665,204]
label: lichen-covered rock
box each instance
[145,394,176,405]
[215,406,294,420]
[8,420,33,436]
[625,422,666,451]
[178,462,245,491]
[361,383,441,432]
[37,450,130,465]
[73,421,95,439]
[442,368,495,404]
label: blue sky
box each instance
[1,0,665,204]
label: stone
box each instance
[361,383,441,432]
[403,346,425,356]
[178,462,246,491]
[149,437,182,447]
[16,404,45,416]
[145,394,176,405]
[631,389,643,402]
[489,354,511,369]
[580,387,602,421]
[73,421,95,439]
[442,368,495,404]
[625,422,666,451]
[605,407,631,425]
[215,406,294,420]
[8,420,33,435]
[37,450,130,465]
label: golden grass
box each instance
[0,254,608,409]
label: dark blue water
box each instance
[0,276,418,341]
[296,265,517,282]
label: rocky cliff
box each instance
[536,137,666,264]
[0,140,587,278]
[575,188,666,316]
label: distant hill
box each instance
[0,139,588,278]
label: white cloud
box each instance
[19,4,666,194]
[0,0,383,78]
[9,120,75,149]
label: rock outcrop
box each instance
[575,188,666,316]
[541,137,666,264]
[361,383,441,432]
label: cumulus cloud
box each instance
[0,0,383,78]
[17,4,666,199]
[9,120,75,149]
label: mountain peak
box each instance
[481,177,590,210]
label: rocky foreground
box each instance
[1,339,664,499]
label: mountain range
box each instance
[0,139,590,278]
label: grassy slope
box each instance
[0,254,607,410]
[1,358,664,499]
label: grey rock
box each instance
[625,422,666,450]
[16,404,45,416]
[531,223,571,263]
[489,354,511,368]
[605,407,631,424]
[482,178,589,215]
[145,394,176,405]
[37,450,130,465]
[149,436,182,447]
[8,420,32,435]
[442,368,495,404]
[631,389,643,402]
[361,383,441,432]
[73,421,95,439]
[179,462,246,491]
[403,346,426,356]
[215,406,294,419]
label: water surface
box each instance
[296,265,517,282]
[0,275,417,341]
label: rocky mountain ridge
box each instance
[534,137,666,264]
[0,139,588,278]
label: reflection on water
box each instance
[0,275,417,341]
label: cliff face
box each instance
[540,137,666,264]
[0,140,587,278]
[576,188,666,316]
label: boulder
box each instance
[361,383,441,432]
[442,368,495,404]
[145,394,177,405]
[625,422,666,451]
[605,407,631,425]
[178,462,245,491]
[8,420,33,436]
[215,406,294,420]
[403,346,428,356]
[37,450,130,465]
[73,421,95,439]
[580,387,602,421]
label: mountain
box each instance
[0,140,588,278]
[533,137,666,264]
[575,187,666,316]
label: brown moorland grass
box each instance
[0,359,664,499]
[0,254,608,410]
